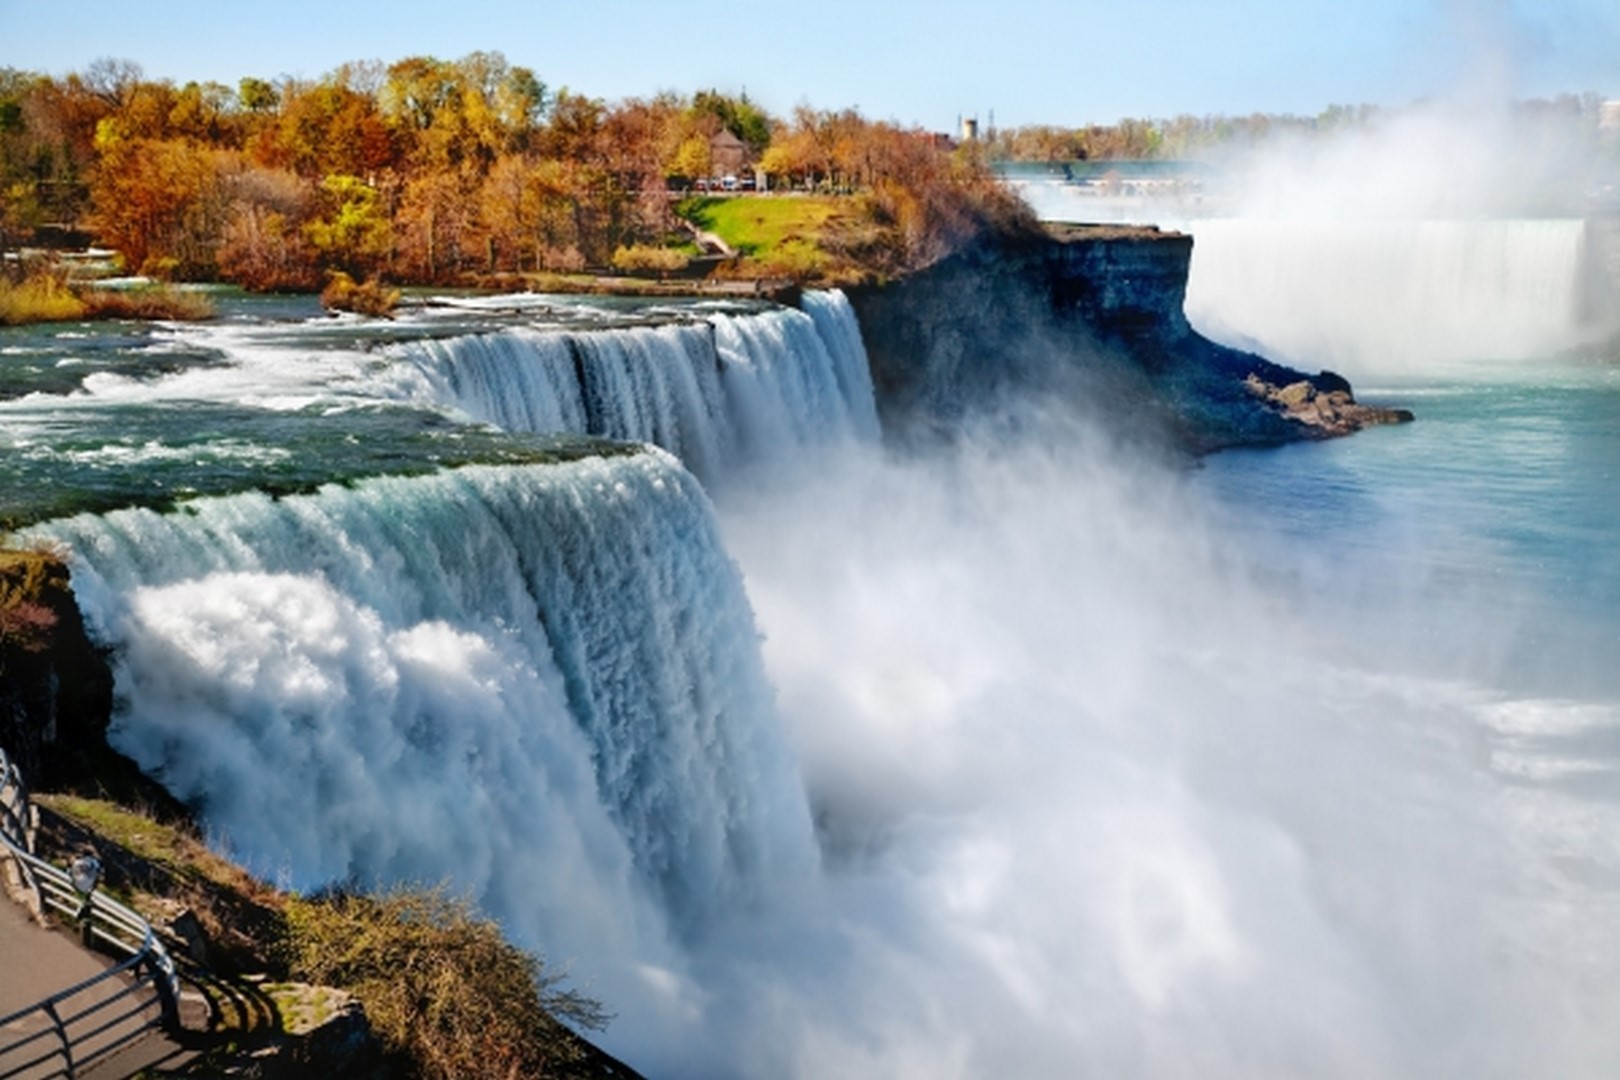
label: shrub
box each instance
[0,271,87,325]
[81,285,215,322]
[610,243,690,278]
[0,544,68,656]
[321,271,401,317]
[283,886,606,1079]
[0,268,214,325]
[538,246,587,273]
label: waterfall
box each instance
[1181,218,1613,373]
[391,290,879,479]
[36,453,818,943]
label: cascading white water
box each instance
[23,267,1620,1077]
[11,288,892,1070]
[37,454,818,957]
[1181,218,1612,374]
[390,291,879,479]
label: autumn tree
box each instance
[218,167,319,290]
[304,173,392,277]
[255,78,396,179]
[89,130,231,277]
[478,155,584,271]
[670,134,711,185]
[396,168,480,280]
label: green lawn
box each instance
[677,196,844,259]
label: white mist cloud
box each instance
[1182,92,1618,372]
[710,410,1620,1079]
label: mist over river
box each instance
[6,227,1620,1077]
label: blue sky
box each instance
[0,0,1615,129]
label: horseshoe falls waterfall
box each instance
[1180,217,1615,373]
[8,245,1620,1080]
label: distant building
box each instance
[961,116,979,142]
[709,129,751,179]
[1601,101,1620,131]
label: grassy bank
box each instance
[678,195,859,281]
[0,270,215,326]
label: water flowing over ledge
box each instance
[36,455,819,945]
[389,290,879,481]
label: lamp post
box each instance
[69,852,100,948]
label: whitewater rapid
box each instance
[386,289,878,480]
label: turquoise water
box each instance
[1200,351,1620,699]
[0,293,785,526]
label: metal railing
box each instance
[0,747,181,1079]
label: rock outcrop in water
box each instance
[846,223,1412,452]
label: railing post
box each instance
[42,999,75,1079]
[145,951,181,1032]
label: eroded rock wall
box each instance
[847,224,1409,452]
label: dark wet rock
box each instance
[847,223,1412,453]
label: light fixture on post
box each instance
[69,852,100,948]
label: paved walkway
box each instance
[0,884,187,1078]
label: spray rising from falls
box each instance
[39,455,817,955]
[391,291,879,479]
[1023,176,1616,374]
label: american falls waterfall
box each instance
[43,455,818,989]
[44,456,816,919]
[24,291,877,1070]
[389,290,879,480]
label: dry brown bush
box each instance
[283,886,607,1079]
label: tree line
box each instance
[0,53,1028,287]
[983,93,1615,162]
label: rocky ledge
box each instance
[1244,372,1413,437]
[846,223,1412,452]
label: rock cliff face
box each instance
[0,550,116,789]
[846,223,1411,452]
